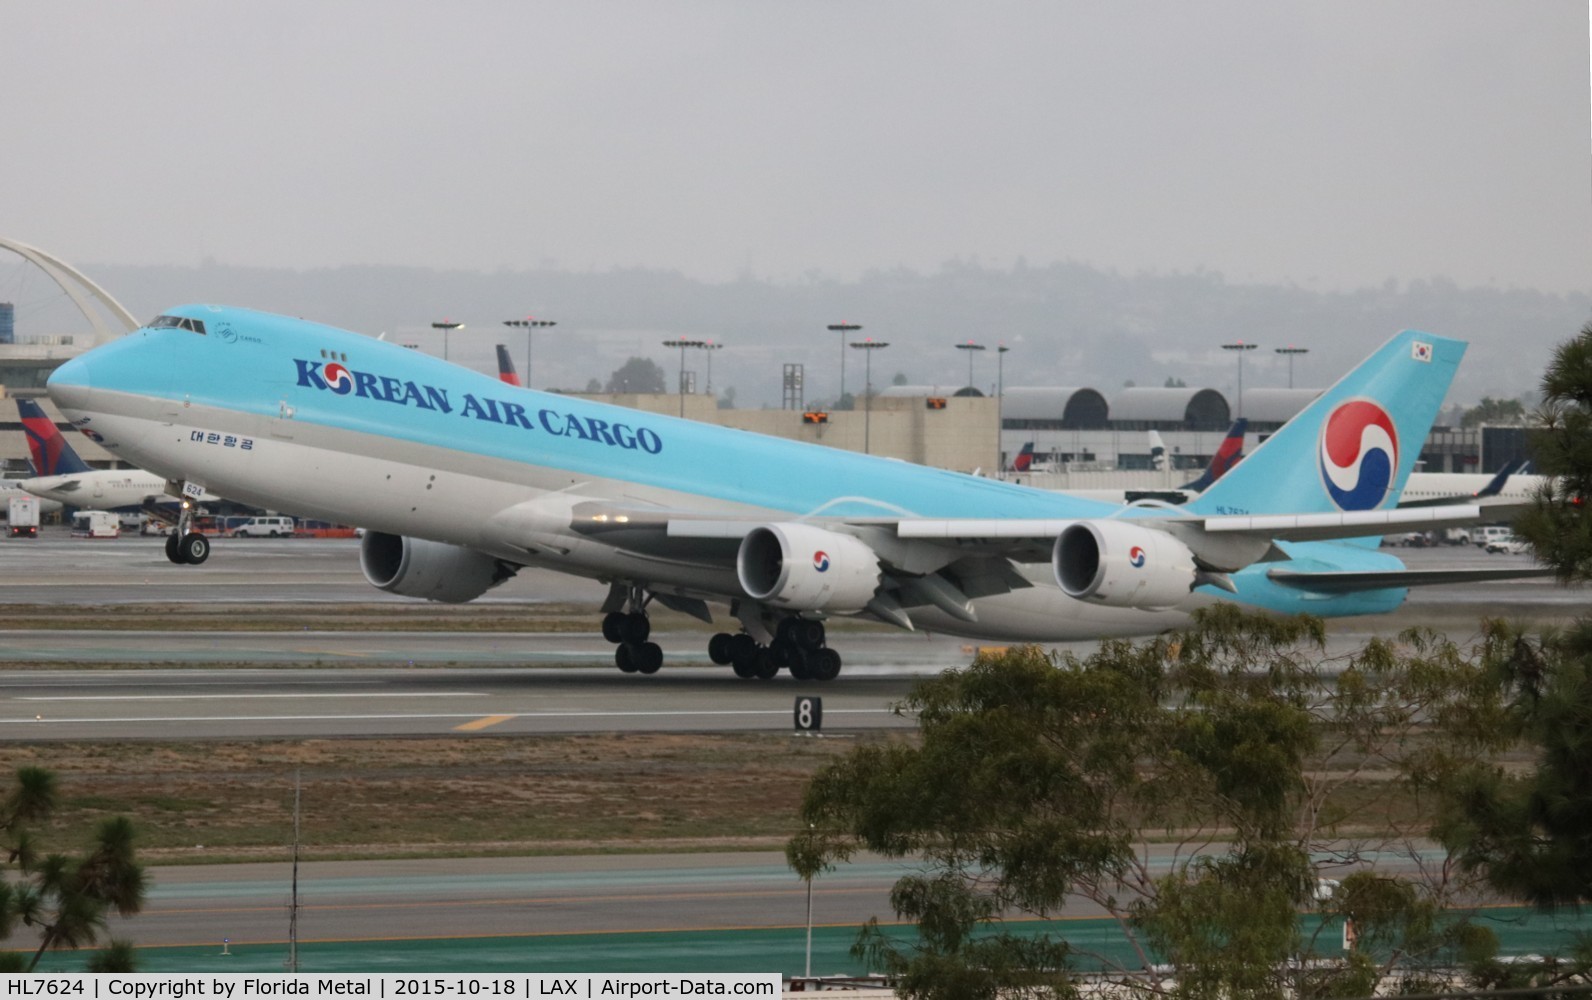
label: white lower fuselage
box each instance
[59,390,1202,642]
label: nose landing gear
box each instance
[164,498,209,565]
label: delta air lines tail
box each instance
[496,344,522,387]
[1180,418,1247,493]
[19,399,92,476]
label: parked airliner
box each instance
[47,306,1510,681]
[16,400,213,514]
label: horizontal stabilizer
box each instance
[1267,566,1554,594]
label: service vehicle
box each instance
[233,516,296,537]
[70,510,120,538]
[7,495,39,538]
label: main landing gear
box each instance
[163,499,209,566]
[601,585,663,675]
[707,617,842,682]
[598,584,842,681]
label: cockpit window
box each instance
[148,315,206,334]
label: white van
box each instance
[1474,525,1514,549]
[71,510,120,538]
[233,516,295,537]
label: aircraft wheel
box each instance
[635,642,663,675]
[621,612,651,644]
[601,612,627,644]
[731,654,756,679]
[728,633,757,663]
[811,648,841,682]
[616,643,640,673]
[768,641,794,668]
[794,619,826,650]
[164,534,186,564]
[707,632,735,665]
[752,648,779,680]
[178,533,210,566]
[786,647,812,681]
[775,617,799,646]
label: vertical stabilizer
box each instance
[1187,332,1463,516]
[18,399,93,476]
[1180,418,1248,492]
[495,344,522,387]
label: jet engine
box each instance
[360,531,516,604]
[1053,520,1197,610]
[737,523,882,613]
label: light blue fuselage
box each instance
[46,306,1409,640]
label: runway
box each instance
[0,532,1575,741]
[0,661,930,739]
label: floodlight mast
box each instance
[827,323,861,405]
[850,338,890,454]
[1275,345,1309,389]
[662,338,707,417]
[954,340,986,391]
[1222,341,1259,417]
[504,318,556,389]
[431,320,464,362]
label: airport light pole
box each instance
[996,344,1010,472]
[431,320,464,362]
[1222,341,1258,417]
[850,338,889,454]
[1275,345,1309,389]
[663,338,706,418]
[955,340,986,392]
[700,340,723,397]
[827,323,861,406]
[504,318,556,389]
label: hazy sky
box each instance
[4,1,1589,293]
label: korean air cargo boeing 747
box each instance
[46,306,1522,680]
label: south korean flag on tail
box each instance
[1411,341,1434,363]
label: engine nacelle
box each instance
[1053,520,1197,610]
[360,531,515,604]
[737,523,882,613]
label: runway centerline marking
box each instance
[454,714,516,731]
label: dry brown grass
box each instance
[5,733,904,863]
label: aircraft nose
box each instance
[46,353,95,410]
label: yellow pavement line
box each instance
[453,714,516,731]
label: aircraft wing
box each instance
[890,504,1483,543]
[556,498,1510,628]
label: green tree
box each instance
[788,608,1512,999]
[1460,395,1527,427]
[1449,323,1592,916]
[1433,620,1592,913]
[0,767,146,972]
[604,357,666,394]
